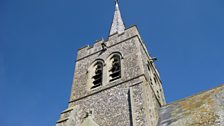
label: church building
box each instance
[56,1,224,126]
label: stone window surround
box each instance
[87,52,124,91]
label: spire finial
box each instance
[109,0,125,36]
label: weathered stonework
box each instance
[56,2,224,125]
[56,26,165,126]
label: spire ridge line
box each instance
[109,0,125,36]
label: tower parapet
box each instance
[57,1,165,126]
[77,26,141,61]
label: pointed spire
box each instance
[109,0,125,36]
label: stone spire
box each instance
[109,0,125,35]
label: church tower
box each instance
[56,1,166,126]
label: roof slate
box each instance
[158,84,224,126]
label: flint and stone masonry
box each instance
[56,25,166,126]
[56,1,224,126]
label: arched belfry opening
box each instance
[91,61,103,89]
[56,1,167,126]
[109,54,121,81]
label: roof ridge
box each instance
[162,84,224,106]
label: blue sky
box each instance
[0,0,224,126]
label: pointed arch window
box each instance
[109,55,121,81]
[91,62,103,89]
